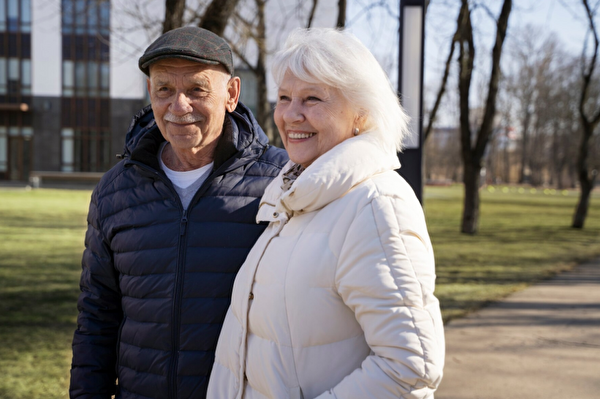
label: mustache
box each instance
[164,112,203,124]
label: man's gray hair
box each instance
[272,28,410,155]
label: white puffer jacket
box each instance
[208,134,445,399]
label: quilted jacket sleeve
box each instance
[70,190,123,399]
[316,194,445,399]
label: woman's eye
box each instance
[306,96,321,102]
[278,95,290,102]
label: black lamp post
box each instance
[397,0,425,203]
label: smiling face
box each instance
[147,58,239,163]
[274,71,358,169]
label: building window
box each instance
[61,127,110,172]
[1,0,30,33]
[61,128,74,172]
[61,0,111,173]
[0,126,6,172]
[7,0,18,32]
[0,0,32,181]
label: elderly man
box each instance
[69,27,287,399]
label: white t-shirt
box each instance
[159,142,213,209]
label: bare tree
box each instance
[424,7,465,142]
[457,0,512,234]
[306,0,319,28]
[336,0,347,28]
[573,0,600,228]
[200,0,241,36]
[161,0,241,40]
[163,0,186,32]
[226,0,278,144]
[508,27,542,184]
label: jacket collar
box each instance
[257,134,400,222]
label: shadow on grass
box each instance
[1,286,79,322]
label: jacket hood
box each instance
[121,102,270,169]
[257,134,401,222]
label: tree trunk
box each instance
[306,0,319,29]
[457,0,475,234]
[518,108,531,183]
[573,121,597,228]
[253,0,279,145]
[199,0,241,36]
[572,170,594,228]
[336,0,346,28]
[503,130,510,183]
[458,0,511,234]
[572,0,600,228]
[461,161,481,234]
[163,0,186,33]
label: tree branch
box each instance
[580,0,600,127]
[163,0,186,33]
[306,0,319,29]
[458,0,474,163]
[424,6,464,141]
[336,0,347,28]
[199,0,241,36]
[474,0,512,160]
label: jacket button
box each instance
[249,292,254,300]
[273,212,279,218]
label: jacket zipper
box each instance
[169,208,188,399]
[124,160,186,399]
[125,155,258,398]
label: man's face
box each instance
[147,58,239,155]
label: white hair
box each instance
[272,28,410,154]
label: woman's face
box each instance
[274,71,356,169]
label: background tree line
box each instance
[112,0,599,233]
[423,0,599,232]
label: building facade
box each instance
[0,0,147,181]
[0,0,359,182]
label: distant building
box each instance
[0,0,364,182]
[0,0,148,182]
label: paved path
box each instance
[436,258,600,399]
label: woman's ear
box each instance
[355,110,368,131]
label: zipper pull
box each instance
[180,210,188,236]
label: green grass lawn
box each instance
[425,185,600,321]
[0,189,90,399]
[0,184,599,398]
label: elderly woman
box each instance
[207,28,445,399]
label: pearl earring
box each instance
[353,127,359,136]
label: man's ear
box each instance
[225,76,241,113]
[146,78,152,98]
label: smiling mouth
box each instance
[288,132,316,139]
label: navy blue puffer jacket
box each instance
[70,103,288,399]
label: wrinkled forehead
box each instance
[148,58,229,82]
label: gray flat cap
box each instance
[139,26,234,76]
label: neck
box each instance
[162,142,217,171]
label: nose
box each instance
[282,99,305,124]
[170,92,193,115]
